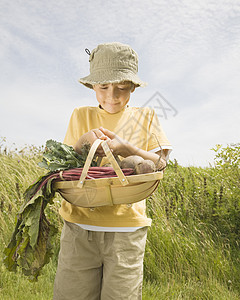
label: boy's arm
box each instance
[99,127,167,170]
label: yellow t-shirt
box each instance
[59,105,171,227]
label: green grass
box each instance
[0,144,239,299]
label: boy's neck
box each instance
[98,104,129,111]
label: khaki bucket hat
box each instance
[79,42,147,89]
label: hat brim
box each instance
[78,69,147,89]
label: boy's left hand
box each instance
[99,127,133,157]
[99,127,167,169]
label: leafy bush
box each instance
[212,143,240,168]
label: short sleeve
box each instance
[147,109,172,151]
[63,109,81,146]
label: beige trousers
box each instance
[53,221,148,300]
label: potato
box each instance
[134,160,156,174]
[120,156,156,174]
[120,155,144,169]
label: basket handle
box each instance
[101,140,129,185]
[77,139,129,188]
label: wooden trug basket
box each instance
[53,139,163,207]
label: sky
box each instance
[0,0,239,166]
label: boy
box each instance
[53,42,172,300]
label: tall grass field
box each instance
[0,140,239,299]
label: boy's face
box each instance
[93,82,135,114]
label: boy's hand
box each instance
[99,127,168,167]
[74,129,108,156]
[99,127,133,157]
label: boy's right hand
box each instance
[73,129,109,156]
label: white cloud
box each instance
[0,79,96,146]
[0,0,240,166]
